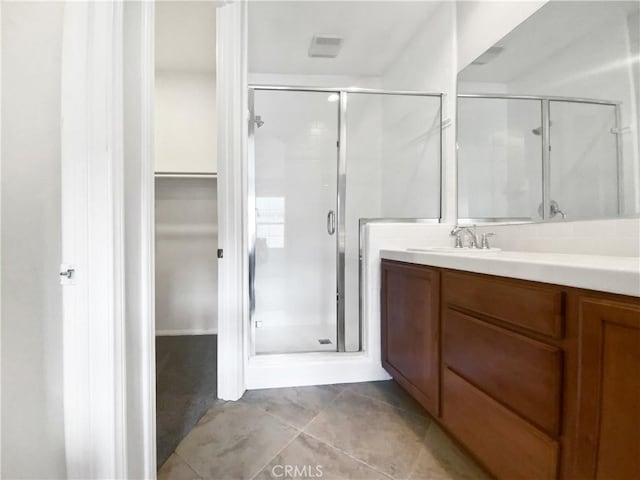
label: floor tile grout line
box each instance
[302,386,432,480]
[245,388,353,480]
[259,407,306,432]
[296,389,343,432]
[248,429,302,480]
[165,383,432,480]
[342,386,432,421]
[301,430,396,480]
[245,385,344,432]
[172,450,207,480]
[404,420,434,480]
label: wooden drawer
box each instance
[443,271,565,338]
[443,308,562,436]
[442,368,559,480]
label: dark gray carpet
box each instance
[156,334,217,467]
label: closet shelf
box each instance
[156,223,218,236]
[155,172,217,179]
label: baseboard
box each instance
[155,328,218,336]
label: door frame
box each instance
[215,0,248,401]
[104,0,247,476]
[247,86,344,354]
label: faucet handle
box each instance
[450,227,464,248]
[454,234,463,248]
[481,232,495,249]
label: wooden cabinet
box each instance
[441,271,563,479]
[442,308,563,436]
[381,260,440,416]
[573,297,640,480]
[380,260,640,480]
[442,367,559,480]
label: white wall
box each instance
[155,71,217,173]
[382,1,457,222]
[1,2,67,478]
[456,1,549,71]
[477,217,640,257]
[155,178,218,334]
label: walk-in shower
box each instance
[248,86,442,355]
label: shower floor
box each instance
[255,323,337,354]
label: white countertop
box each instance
[380,248,640,297]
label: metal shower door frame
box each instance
[457,93,623,220]
[248,86,444,354]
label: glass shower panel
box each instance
[252,90,339,354]
[549,101,619,220]
[378,94,442,218]
[344,93,441,352]
[457,98,543,220]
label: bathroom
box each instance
[0,1,638,479]
[214,2,639,479]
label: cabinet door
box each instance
[381,260,439,416]
[575,297,640,480]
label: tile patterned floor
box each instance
[158,381,488,480]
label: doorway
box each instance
[153,0,218,468]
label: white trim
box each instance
[216,0,248,401]
[0,2,4,472]
[112,2,128,475]
[139,2,157,476]
[0,3,3,472]
[156,329,218,336]
[246,353,389,390]
[60,3,127,477]
[122,0,157,477]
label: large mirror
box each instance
[457,1,640,223]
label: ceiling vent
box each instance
[471,46,504,66]
[308,34,343,58]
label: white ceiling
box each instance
[248,1,440,77]
[155,1,216,73]
[459,1,640,84]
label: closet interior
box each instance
[153,1,218,466]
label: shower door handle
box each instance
[327,210,336,235]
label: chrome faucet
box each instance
[450,225,479,249]
[481,232,495,249]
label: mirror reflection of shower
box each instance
[456,94,623,222]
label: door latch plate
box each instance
[59,264,76,285]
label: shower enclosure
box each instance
[457,94,624,222]
[248,86,442,355]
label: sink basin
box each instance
[406,247,502,254]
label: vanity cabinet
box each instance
[380,259,640,480]
[381,261,440,416]
[573,297,640,480]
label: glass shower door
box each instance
[251,89,339,354]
